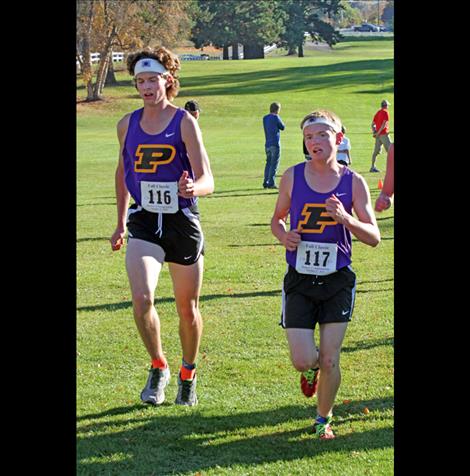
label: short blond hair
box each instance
[300,109,342,131]
[127,47,181,101]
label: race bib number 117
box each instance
[295,241,337,275]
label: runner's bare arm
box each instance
[110,114,131,251]
[180,113,214,198]
[271,168,301,252]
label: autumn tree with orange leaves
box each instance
[77,0,195,101]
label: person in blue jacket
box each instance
[262,102,285,189]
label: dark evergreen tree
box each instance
[279,0,344,57]
[190,0,285,60]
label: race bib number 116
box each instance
[295,241,337,275]
[141,181,178,214]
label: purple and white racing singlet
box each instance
[286,162,353,275]
[123,108,196,213]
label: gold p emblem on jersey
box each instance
[297,203,337,234]
[134,144,176,173]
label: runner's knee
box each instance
[177,301,200,324]
[319,352,339,373]
[132,293,154,317]
[292,355,317,372]
[292,360,311,372]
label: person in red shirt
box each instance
[370,100,392,172]
[375,143,394,211]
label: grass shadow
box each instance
[342,336,394,353]
[228,243,281,248]
[77,290,282,313]
[77,273,395,312]
[77,399,393,474]
[356,287,393,294]
[77,58,392,99]
[176,59,393,97]
[358,278,393,285]
[77,202,115,207]
[207,190,278,199]
[77,237,109,243]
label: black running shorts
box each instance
[281,265,356,329]
[126,204,204,265]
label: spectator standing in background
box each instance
[263,102,285,189]
[370,99,391,172]
[336,126,352,166]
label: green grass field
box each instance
[77,37,394,475]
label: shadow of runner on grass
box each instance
[77,398,393,474]
[77,290,282,313]
[77,274,396,312]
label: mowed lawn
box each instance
[77,37,394,475]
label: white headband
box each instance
[134,58,168,76]
[302,117,340,133]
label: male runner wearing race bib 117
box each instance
[271,109,380,439]
[110,47,214,407]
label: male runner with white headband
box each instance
[271,109,380,439]
[110,47,214,407]
[133,57,169,76]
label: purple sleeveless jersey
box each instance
[123,108,196,209]
[286,162,353,270]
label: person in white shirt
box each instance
[336,126,351,166]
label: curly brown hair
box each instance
[127,47,181,101]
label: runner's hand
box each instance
[282,230,301,251]
[325,194,348,224]
[374,192,392,212]
[110,227,126,251]
[178,170,195,198]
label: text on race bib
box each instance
[141,181,178,214]
[295,241,338,275]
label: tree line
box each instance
[192,0,344,60]
[78,0,392,101]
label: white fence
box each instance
[264,44,277,55]
[78,45,278,68]
[76,52,124,68]
[90,52,124,63]
[181,44,277,61]
[178,53,220,61]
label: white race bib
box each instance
[295,241,338,275]
[141,181,178,214]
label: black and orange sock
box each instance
[180,358,196,380]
